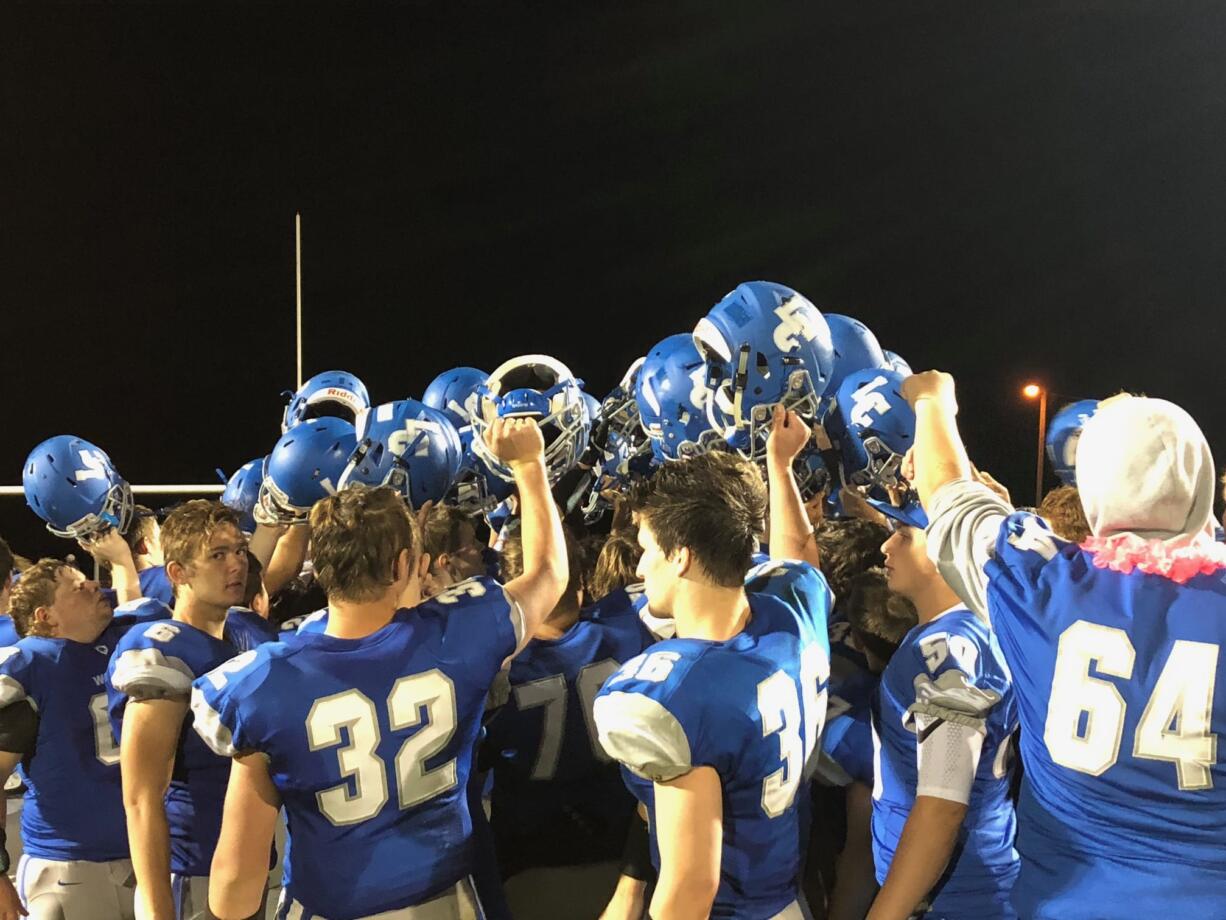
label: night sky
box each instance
[5,2,1226,559]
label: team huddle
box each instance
[3,280,1224,920]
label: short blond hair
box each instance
[162,500,241,571]
[8,559,67,638]
[310,487,419,603]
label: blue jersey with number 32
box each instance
[986,512,1226,918]
[594,561,831,919]
[191,576,521,918]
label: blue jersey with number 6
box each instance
[593,566,830,919]
[191,576,522,918]
[984,511,1226,918]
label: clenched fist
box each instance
[485,416,546,470]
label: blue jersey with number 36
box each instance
[593,561,831,919]
[191,576,522,918]
[985,512,1226,918]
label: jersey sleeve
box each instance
[110,598,173,629]
[904,619,1007,803]
[294,609,329,635]
[593,684,694,783]
[189,648,269,758]
[108,621,198,703]
[925,478,1014,623]
[428,576,523,670]
[821,707,874,787]
[0,646,34,712]
[982,511,1073,634]
[744,558,834,641]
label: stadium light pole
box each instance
[1023,383,1047,507]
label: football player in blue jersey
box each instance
[122,506,174,606]
[908,372,1226,918]
[107,500,265,920]
[483,527,648,919]
[594,417,831,920]
[421,504,488,597]
[0,559,167,918]
[190,417,568,920]
[866,502,1019,920]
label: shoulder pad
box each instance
[594,690,692,782]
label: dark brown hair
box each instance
[627,452,766,587]
[1038,485,1091,544]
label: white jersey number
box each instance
[89,693,120,767]
[513,659,621,781]
[1045,620,1218,790]
[306,669,458,826]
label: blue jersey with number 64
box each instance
[191,576,522,918]
[985,512,1226,918]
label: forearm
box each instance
[867,796,966,920]
[513,460,567,587]
[208,863,266,920]
[124,795,175,918]
[911,399,971,509]
[110,556,142,604]
[600,874,648,920]
[247,523,285,570]
[264,524,310,597]
[767,457,819,567]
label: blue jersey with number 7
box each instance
[985,511,1226,919]
[190,576,521,918]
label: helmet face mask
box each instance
[693,281,835,463]
[470,355,590,485]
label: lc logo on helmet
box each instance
[850,375,892,427]
[772,299,821,352]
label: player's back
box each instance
[986,512,1226,917]
[192,577,521,918]
[485,614,646,871]
[596,593,826,918]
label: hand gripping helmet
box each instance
[282,370,371,433]
[832,368,916,490]
[692,281,835,462]
[23,435,134,538]
[339,400,463,509]
[1046,399,1099,486]
[824,314,889,397]
[221,458,265,534]
[882,349,912,376]
[422,367,487,430]
[257,418,357,525]
[635,333,726,461]
[469,355,590,485]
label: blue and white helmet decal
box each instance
[339,400,464,509]
[23,435,134,539]
[692,281,835,461]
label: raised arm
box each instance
[765,407,820,567]
[486,417,568,647]
[83,529,142,604]
[899,371,971,510]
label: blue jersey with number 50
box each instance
[593,563,830,919]
[985,512,1226,918]
[191,576,522,918]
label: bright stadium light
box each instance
[1022,383,1041,399]
[1023,383,1047,505]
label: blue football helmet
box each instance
[792,447,832,503]
[470,355,590,485]
[339,400,463,509]
[870,495,929,529]
[693,281,835,461]
[448,447,515,515]
[636,333,727,461]
[422,367,487,430]
[882,349,912,376]
[257,418,357,524]
[221,458,265,534]
[825,314,888,397]
[602,357,646,441]
[23,436,134,539]
[1046,399,1099,486]
[833,368,916,490]
[281,370,370,433]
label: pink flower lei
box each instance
[1081,531,1226,585]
